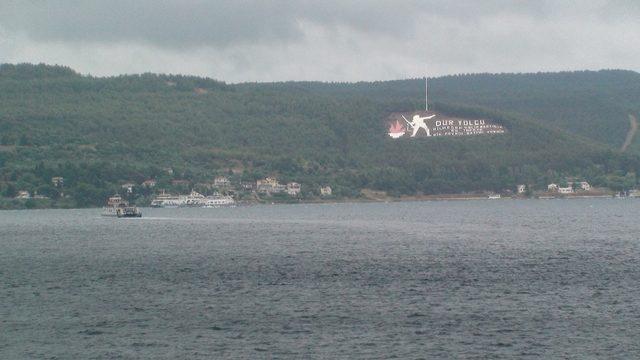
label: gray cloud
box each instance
[1,0,306,47]
[0,0,639,82]
[0,1,560,47]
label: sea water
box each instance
[1,199,639,359]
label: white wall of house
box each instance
[320,186,332,196]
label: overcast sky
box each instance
[1,0,639,82]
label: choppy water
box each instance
[1,199,640,359]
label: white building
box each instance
[517,184,526,194]
[214,176,231,188]
[142,179,157,188]
[257,177,280,193]
[286,182,301,196]
[547,183,559,192]
[581,182,591,191]
[51,177,64,187]
[567,181,591,191]
[320,186,332,196]
[558,187,573,194]
[121,183,135,194]
[15,191,31,199]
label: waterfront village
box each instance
[5,169,640,209]
[6,173,335,208]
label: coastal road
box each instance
[621,114,638,152]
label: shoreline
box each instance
[304,194,618,204]
[0,192,628,211]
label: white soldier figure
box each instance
[405,114,436,137]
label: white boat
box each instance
[102,194,142,217]
[150,190,182,208]
[102,194,125,216]
[150,190,235,208]
[487,194,501,199]
[204,194,236,207]
[184,190,206,207]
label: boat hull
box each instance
[101,207,118,217]
[117,213,142,218]
[102,206,142,218]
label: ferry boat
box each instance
[184,190,206,207]
[204,193,236,207]
[150,190,236,208]
[102,194,142,218]
[150,190,181,208]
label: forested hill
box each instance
[0,63,639,208]
[239,70,640,151]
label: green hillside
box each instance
[244,70,640,151]
[0,63,639,208]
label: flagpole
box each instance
[425,76,428,112]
